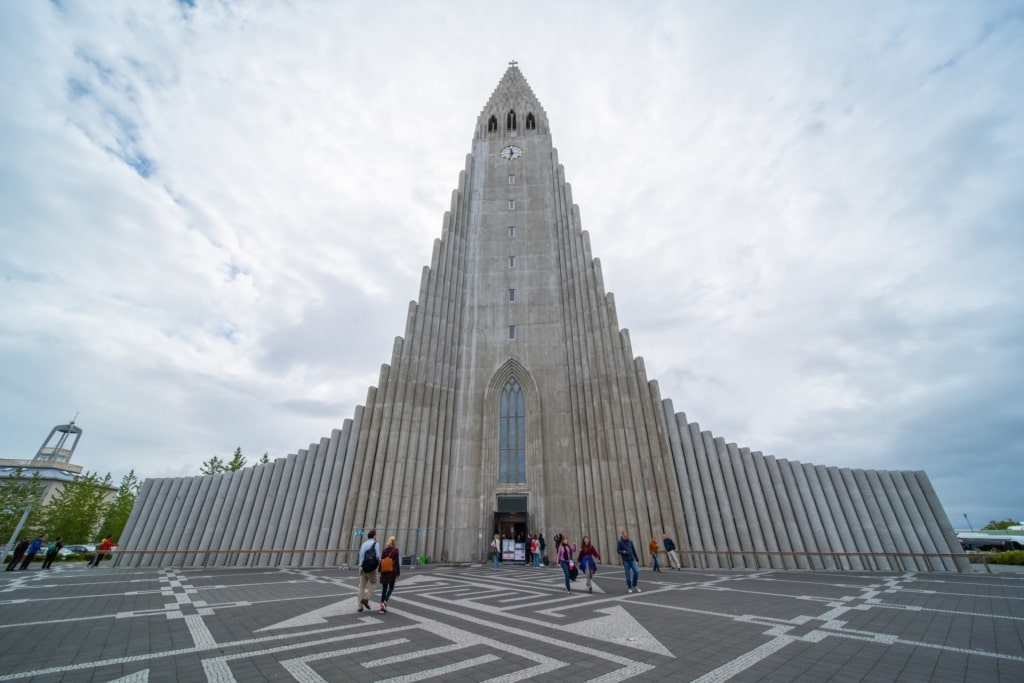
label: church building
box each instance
[116,65,967,572]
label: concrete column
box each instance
[764,457,811,569]
[824,466,869,570]
[179,474,217,567]
[303,432,340,566]
[207,463,249,566]
[231,464,264,566]
[838,468,885,569]
[740,448,784,569]
[799,463,842,569]
[125,477,168,567]
[703,433,741,567]
[666,407,703,568]
[236,461,275,566]
[752,452,795,568]
[728,443,767,568]
[911,471,970,572]
[264,451,305,566]
[876,470,927,570]
[281,446,318,565]
[854,469,899,568]
[689,424,724,568]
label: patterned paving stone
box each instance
[0,564,1021,681]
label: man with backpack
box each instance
[356,530,381,613]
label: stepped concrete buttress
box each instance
[115,66,969,573]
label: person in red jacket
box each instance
[577,536,602,593]
[89,537,115,567]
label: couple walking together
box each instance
[356,530,401,614]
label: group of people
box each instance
[351,528,683,614]
[4,536,59,571]
[493,529,683,594]
[4,536,116,571]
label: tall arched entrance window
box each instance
[499,377,526,484]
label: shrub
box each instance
[988,550,1024,566]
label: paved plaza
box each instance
[0,562,1022,681]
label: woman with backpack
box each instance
[378,536,401,613]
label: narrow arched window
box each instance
[488,115,498,132]
[506,110,517,131]
[499,378,526,483]
[525,113,536,130]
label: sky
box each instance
[1,1,1022,531]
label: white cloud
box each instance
[1,1,1021,528]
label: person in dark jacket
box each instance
[662,534,682,570]
[5,537,30,571]
[19,536,45,569]
[378,536,401,613]
[616,530,640,593]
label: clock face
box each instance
[501,146,522,160]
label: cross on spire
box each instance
[509,59,518,67]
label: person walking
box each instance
[19,536,45,570]
[378,536,401,613]
[538,533,546,566]
[5,538,29,571]
[530,535,541,567]
[41,537,63,569]
[556,536,576,592]
[662,534,682,570]
[617,530,640,593]
[649,537,662,572]
[577,536,602,593]
[356,530,381,612]
[490,533,501,569]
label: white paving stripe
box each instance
[375,655,501,683]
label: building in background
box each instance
[116,65,969,572]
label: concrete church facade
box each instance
[116,66,968,572]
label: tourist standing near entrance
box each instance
[556,536,576,592]
[538,533,546,565]
[617,531,640,593]
[356,530,380,612]
[663,534,682,570]
[378,536,400,613]
[577,536,601,593]
[649,537,662,572]
[490,533,501,568]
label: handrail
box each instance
[106,546,984,572]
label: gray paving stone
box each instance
[0,564,1021,681]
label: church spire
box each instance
[475,62,548,140]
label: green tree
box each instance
[982,518,1022,531]
[258,452,270,465]
[0,469,45,543]
[225,447,246,472]
[98,470,142,541]
[37,471,113,543]
[200,455,226,475]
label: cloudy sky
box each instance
[2,1,1021,530]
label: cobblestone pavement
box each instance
[0,562,1022,681]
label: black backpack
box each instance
[361,543,379,573]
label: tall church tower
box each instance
[116,66,967,572]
